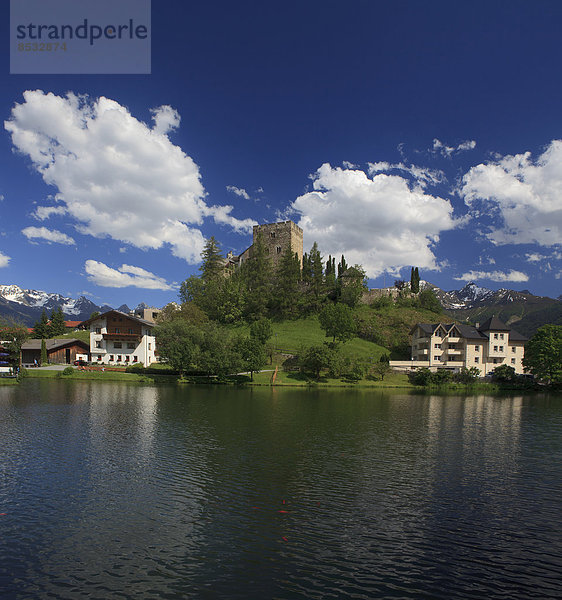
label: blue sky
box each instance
[1,0,561,308]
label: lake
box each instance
[0,380,561,599]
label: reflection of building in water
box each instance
[426,395,523,479]
[87,384,158,460]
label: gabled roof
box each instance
[455,323,488,340]
[79,310,154,329]
[478,316,511,331]
[21,338,89,351]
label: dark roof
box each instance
[79,310,154,329]
[478,316,511,331]
[454,323,487,339]
[411,319,526,341]
[506,329,527,341]
[21,338,89,351]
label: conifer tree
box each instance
[325,255,337,299]
[50,307,67,337]
[273,246,301,317]
[242,230,272,319]
[199,236,225,282]
[40,338,48,365]
[337,255,348,278]
[410,266,420,294]
[32,309,50,339]
[309,242,324,305]
[301,252,312,285]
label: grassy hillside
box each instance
[229,303,446,360]
[230,315,388,360]
[354,304,447,358]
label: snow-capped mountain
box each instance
[0,284,141,326]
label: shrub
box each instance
[62,366,75,376]
[371,294,393,309]
[453,367,480,384]
[492,364,516,383]
[409,367,433,386]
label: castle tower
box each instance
[254,220,303,267]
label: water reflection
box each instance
[0,381,560,599]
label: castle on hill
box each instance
[226,220,303,270]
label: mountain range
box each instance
[421,281,562,336]
[0,284,135,326]
[0,281,560,336]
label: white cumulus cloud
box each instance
[84,260,174,290]
[461,140,562,247]
[22,226,75,245]
[290,163,458,278]
[0,251,10,268]
[5,90,255,264]
[454,269,529,283]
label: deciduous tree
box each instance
[523,324,562,384]
[318,303,356,343]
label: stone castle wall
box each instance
[253,220,304,267]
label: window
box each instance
[512,346,516,353]
[276,246,282,254]
[109,355,114,361]
[475,345,480,352]
[494,333,498,339]
[97,356,102,361]
[133,356,138,362]
[114,342,122,349]
[511,358,516,364]
[95,327,101,334]
[95,341,102,348]
[435,356,440,361]
[474,357,479,363]
[115,328,120,334]
[127,343,135,349]
[117,355,122,362]
[499,333,504,340]
[148,343,152,350]
[499,346,503,352]
[128,328,134,334]
[494,345,498,352]
[270,232,276,238]
[434,343,441,349]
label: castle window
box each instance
[276,246,282,254]
[270,232,276,238]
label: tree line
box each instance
[178,233,367,324]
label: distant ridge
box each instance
[0,284,150,326]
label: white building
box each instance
[81,309,160,367]
[391,316,527,376]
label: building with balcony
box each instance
[394,316,526,375]
[80,309,159,367]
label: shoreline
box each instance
[4,368,549,393]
